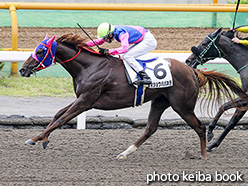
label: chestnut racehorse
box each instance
[19,33,248,159]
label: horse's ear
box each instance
[212,27,222,37]
[44,33,49,40]
[217,27,223,34]
[47,35,56,46]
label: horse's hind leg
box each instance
[175,109,207,159]
[117,96,169,159]
[208,98,248,142]
[207,109,247,152]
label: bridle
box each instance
[36,42,56,70]
[35,42,81,71]
[194,32,236,67]
[196,33,222,65]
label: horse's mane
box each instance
[222,29,248,41]
[221,30,235,39]
[56,33,94,51]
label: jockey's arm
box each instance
[232,37,248,45]
[108,33,129,55]
[232,26,248,45]
[237,26,248,33]
[86,38,105,47]
[239,39,248,45]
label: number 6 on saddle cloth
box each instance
[123,57,173,106]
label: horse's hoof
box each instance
[201,155,207,160]
[42,140,50,149]
[117,154,127,160]
[207,132,214,142]
[25,139,36,146]
[206,147,212,152]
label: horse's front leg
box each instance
[25,101,75,147]
[207,101,233,142]
[25,96,90,149]
[117,96,169,159]
[207,109,247,152]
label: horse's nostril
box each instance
[185,59,191,65]
[19,68,25,76]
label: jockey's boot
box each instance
[135,70,152,85]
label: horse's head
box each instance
[186,27,223,68]
[19,33,57,77]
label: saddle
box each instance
[123,57,173,107]
[123,57,173,89]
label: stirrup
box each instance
[134,79,152,85]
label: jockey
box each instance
[86,22,157,85]
[232,26,248,45]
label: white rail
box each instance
[0,51,229,64]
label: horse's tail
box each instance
[195,69,248,113]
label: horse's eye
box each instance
[36,49,44,57]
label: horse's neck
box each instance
[219,36,248,71]
[56,45,92,78]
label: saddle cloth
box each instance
[123,57,173,89]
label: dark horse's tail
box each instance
[195,69,248,113]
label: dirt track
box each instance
[0,129,247,186]
[0,27,221,50]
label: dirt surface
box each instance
[0,27,222,50]
[0,129,247,186]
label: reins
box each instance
[237,64,248,73]
[58,47,82,64]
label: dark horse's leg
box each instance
[207,98,248,142]
[207,109,247,152]
[207,101,234,142]
[117,95,170,159]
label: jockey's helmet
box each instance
[97,23,115,39]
